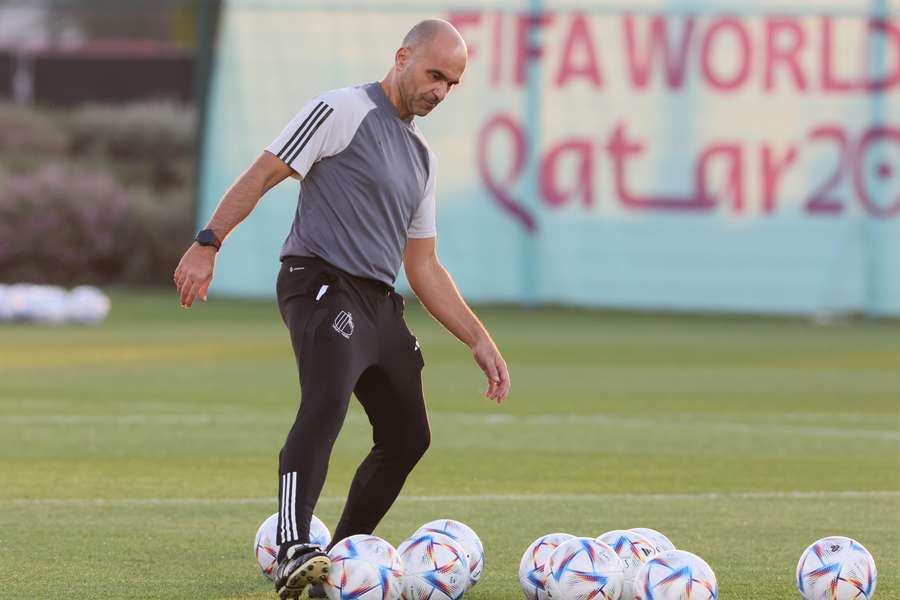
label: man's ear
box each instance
[395,47,410,72]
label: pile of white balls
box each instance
[520,529,878,600]
[519,527,714,600]
[0,284,110,324]
[255,515,878,599]
[254,514,484,600]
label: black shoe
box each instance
[274,544,330,600]
[308,583,327,598]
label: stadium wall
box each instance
[198,0,900,316]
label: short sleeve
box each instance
[408,154,437,238]
[265,88,373,178]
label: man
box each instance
[174,19,510,600]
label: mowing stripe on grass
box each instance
[8,490,899,506]
[2,412,897,441]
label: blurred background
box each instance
[1,3,897,599]
[1,0,898,317]
[0,0,216,323]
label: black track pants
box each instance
[274,256,429,549]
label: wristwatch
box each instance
[195,229,221,251]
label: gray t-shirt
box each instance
[265,82,437,285]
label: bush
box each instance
[67,100,196,162]
[0,165,136,285]
[0,101,200,287]
[125,187,195,285]
[0,103,68,166]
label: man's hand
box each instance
[471,336,510,404]
[173,243,217,308]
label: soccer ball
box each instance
[27,285,68,324]
[5,284,34,321]
[518,533,575,600]
[597,530,657,600]
[329,535,403,571]
[398,531,469,600]
[634,549,717,600]
[67,285,111,324]
[629,528,676,553]
[326,552,402,600]
[544,537,624,600]
[327,535,403,600]
[796,536,877,600]
[414,519,484,588]
[254,513,332,581]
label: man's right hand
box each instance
[174,243,218,308]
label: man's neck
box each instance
[380,76,412,121]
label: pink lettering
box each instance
[623,14,695,91]
[607,123,715,211]
[761,145,798,214]
[863,20,900,92]
[806,126,850,214]
[446,12,482,60]
[515,13,554,86]
[854,126,900,217]
[476,115,536,232]
[491,12,503,86]
[765,18,807,92]
[555,14,603,88]
[539,140,595,207]
[821,16,856,92]
[701,18,752,92]
[694,143,744,211]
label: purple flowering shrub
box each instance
[0,165,135,285]
[0,100,198,286]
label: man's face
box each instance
[397,39,467,118]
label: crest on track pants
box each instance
[332,311,354,339]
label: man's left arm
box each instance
[403,237,510,403]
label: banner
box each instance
[199,1,900,315]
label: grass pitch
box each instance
[1,289,898,599]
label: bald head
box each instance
[381,18,468,120]
[402,19,467,56]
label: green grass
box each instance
[1,289,898,599]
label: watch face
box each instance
[197,230,219,247]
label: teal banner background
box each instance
[199,0,900,315]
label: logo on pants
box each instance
[332,311,354,339]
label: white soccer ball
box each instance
[0,284,9,321]
[6,284,34,320]
[519,533,575,600]
[629,528,676,554]
[253,513,332,581]
[67,285,110,324]
[398,530,469,600]
[597,530,657,600]
[329,534,403,571]
[796,536,877,600]
[327,535,403,600]
[26,285,68,323]
[635,549,717,600]
[544,537,624,600]
[326,553,401,600]
[414,519,484,589]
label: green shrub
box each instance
[0,101,200,287]
[67,100,196,162]
[125,187,195,285]
[0,103,68,167]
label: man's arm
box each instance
[174,151,293,308]
[403,237,510,403]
